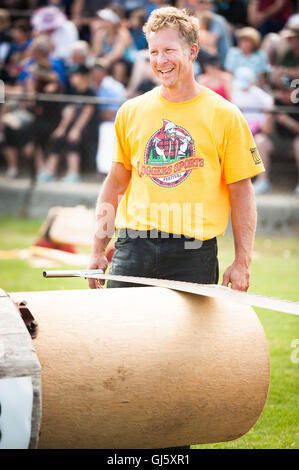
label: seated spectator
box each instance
[2,35,65,178]
[224,26,271,88]
[19,35,67,92]
[71,0,111,39]
[0,9,11,80]
[253,80,299,195]
[1,103,34,178]
[113,0,155,17]
[128,8,148,51]
[91,57,126,122]
[194,0,233,68]
[213,0,248,28]
[270,15,299,88]
[3,18,32,86]
[31,5,79,64]
[91,57,126,174]
[175,0,200,13]
[197,54,232,100]
[90,7,137,84]
[197,11,218,56]
[69,40,93,67]
[230,66,273,135]
[247,0,294,37]
[91,8,136,63]
[126,49,159,98]
[37,64,99,183]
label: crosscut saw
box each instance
[43,270,299,316]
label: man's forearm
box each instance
[230,179,257,267]
[222,178,257,291]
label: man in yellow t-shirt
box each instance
[88,6,264,293]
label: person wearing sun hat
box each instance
[224,26,271,87]
[31,5,78,63]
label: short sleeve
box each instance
[112,105,132,171]
[222,107,265,184]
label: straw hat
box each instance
[31,6,67,32]
[236,27,261,50]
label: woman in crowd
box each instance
[224,26,271,88]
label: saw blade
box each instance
[43,270,299,316]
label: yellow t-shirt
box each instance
[112,86,264,240]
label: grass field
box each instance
[0,215,298,449]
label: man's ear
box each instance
[190,43,199,61]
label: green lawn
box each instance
[0,215,298,449]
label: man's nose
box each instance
[156,51,168,65]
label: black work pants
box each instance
[107,229,219,288]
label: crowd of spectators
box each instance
[0,0,298,194]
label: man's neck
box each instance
[161,79,202,103]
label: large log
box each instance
[10,287,270,449]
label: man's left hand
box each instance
[222,261,250,291]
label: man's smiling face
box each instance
[148,26,194,91]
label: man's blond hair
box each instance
[143,6,200,50]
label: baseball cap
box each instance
[96,8,120,24]
[234,67,255,90]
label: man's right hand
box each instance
[87,253,109,289]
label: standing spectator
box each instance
[224,26,271,87]
[230,66,273,136]
[37,64,99,183]
[253,80,299,195]
[248,0,294,37]
[194,0,233,68]
[31,5,79,64]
